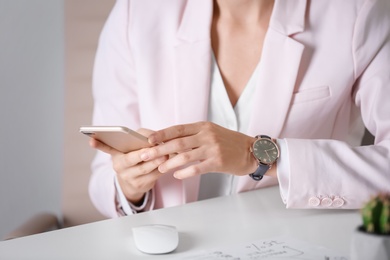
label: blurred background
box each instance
[0,0,115,239]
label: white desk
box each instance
[0,187,360,259]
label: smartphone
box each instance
[79,126,151,153]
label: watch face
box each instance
[252,138,279,165]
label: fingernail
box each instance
[148,135,157,145]
[158,165,166,173]
[140,153,149,161]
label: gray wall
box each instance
[0,0,64,239]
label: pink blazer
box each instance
[89,0,390,218]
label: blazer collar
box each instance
[176,0,213,44]
[270,0,307,36]
[172,0,213,127]
[176,0,307,42]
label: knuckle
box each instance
[123,154,134,165]
[137,163,149,175]
[112,159,122,173]
[175,138,186,150]
[189,165,201,176]
[153,131,164,142]
[208,132,219,144]
[155,156,167,166]
[145,147,158,159]
[175,124,185,136]
[150,147,160,157]
[180,152,191,162]
[153,158,162,168]
[202,121,214,131]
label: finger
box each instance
[148,122,203,145]
[157,148,206,174]
[89,138,121,156]
[133,156,168,176]
[172,160,214,179]
[131,164,166,186]
[113,142,164,170]
[115,152,167,175]
[140,135,198,161]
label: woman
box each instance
[88,0,390,218]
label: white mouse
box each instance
[132,224,179,254]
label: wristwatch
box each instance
[249,135,280,181]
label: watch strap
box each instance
[249,164,270,181]
[259,134,271,139]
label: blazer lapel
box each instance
[173,0,213,203]
[173,0,213,125]
[247,0,307,138]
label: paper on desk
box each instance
[183,236,348,260]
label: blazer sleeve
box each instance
[282,0,390,209]
[88,0,150,218]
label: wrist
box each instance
[248,136,259,169]
[117,177,146,205]
[126,191,146,206]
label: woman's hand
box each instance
[89,129,167,205]
[140,122,259,179]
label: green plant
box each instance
[361,193,390,235]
